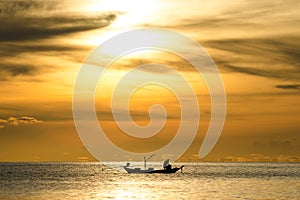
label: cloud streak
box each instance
[275,84,300,90]
[150,0,300,81]
[0,0,118,41]
[204,36,300,81]
[0,0,119,81]
[0,43,90,81]
[0,116,42,128]
[0,13,117,42]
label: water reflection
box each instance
[0,162,299,199]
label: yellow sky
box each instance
[0,0,299,162]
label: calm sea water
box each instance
[0,162,299,200]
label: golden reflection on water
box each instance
[0,162,299,199]
[111,188,149,200]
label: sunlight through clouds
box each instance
[0,0,299,161]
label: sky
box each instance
[0,0,299,162]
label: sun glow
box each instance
[79,0,161,47]
[87,0,160,28]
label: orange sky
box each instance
[0,0,299,162]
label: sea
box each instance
[0,162,299,200]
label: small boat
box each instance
[123,156,184,174]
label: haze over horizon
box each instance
[0,0,299,162]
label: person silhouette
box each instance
[163,159,172,171]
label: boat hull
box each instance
[123,167,154,173]
[146,167,183,174]
[123,165,184,174]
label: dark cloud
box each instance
[0,59,67,81]
[0,116,42,128]
[154,0,300,81]
[0,13,117,42]
[205,37,300,66]
[204,36,300,81]
[0,42,89,58]
[220,63,300,80]
[275,84,300,90]
[0,63,37,81]
[0,42,91,81]
[174,0,300,30]
[104,35,300,80]
[1,64,35,76]
[107,56,194,74]
[0,0,59,16]
[0,0,119,81]
[0,0,118,41]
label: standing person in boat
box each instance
[163,159,172,172]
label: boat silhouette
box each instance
[123,157,184,174]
